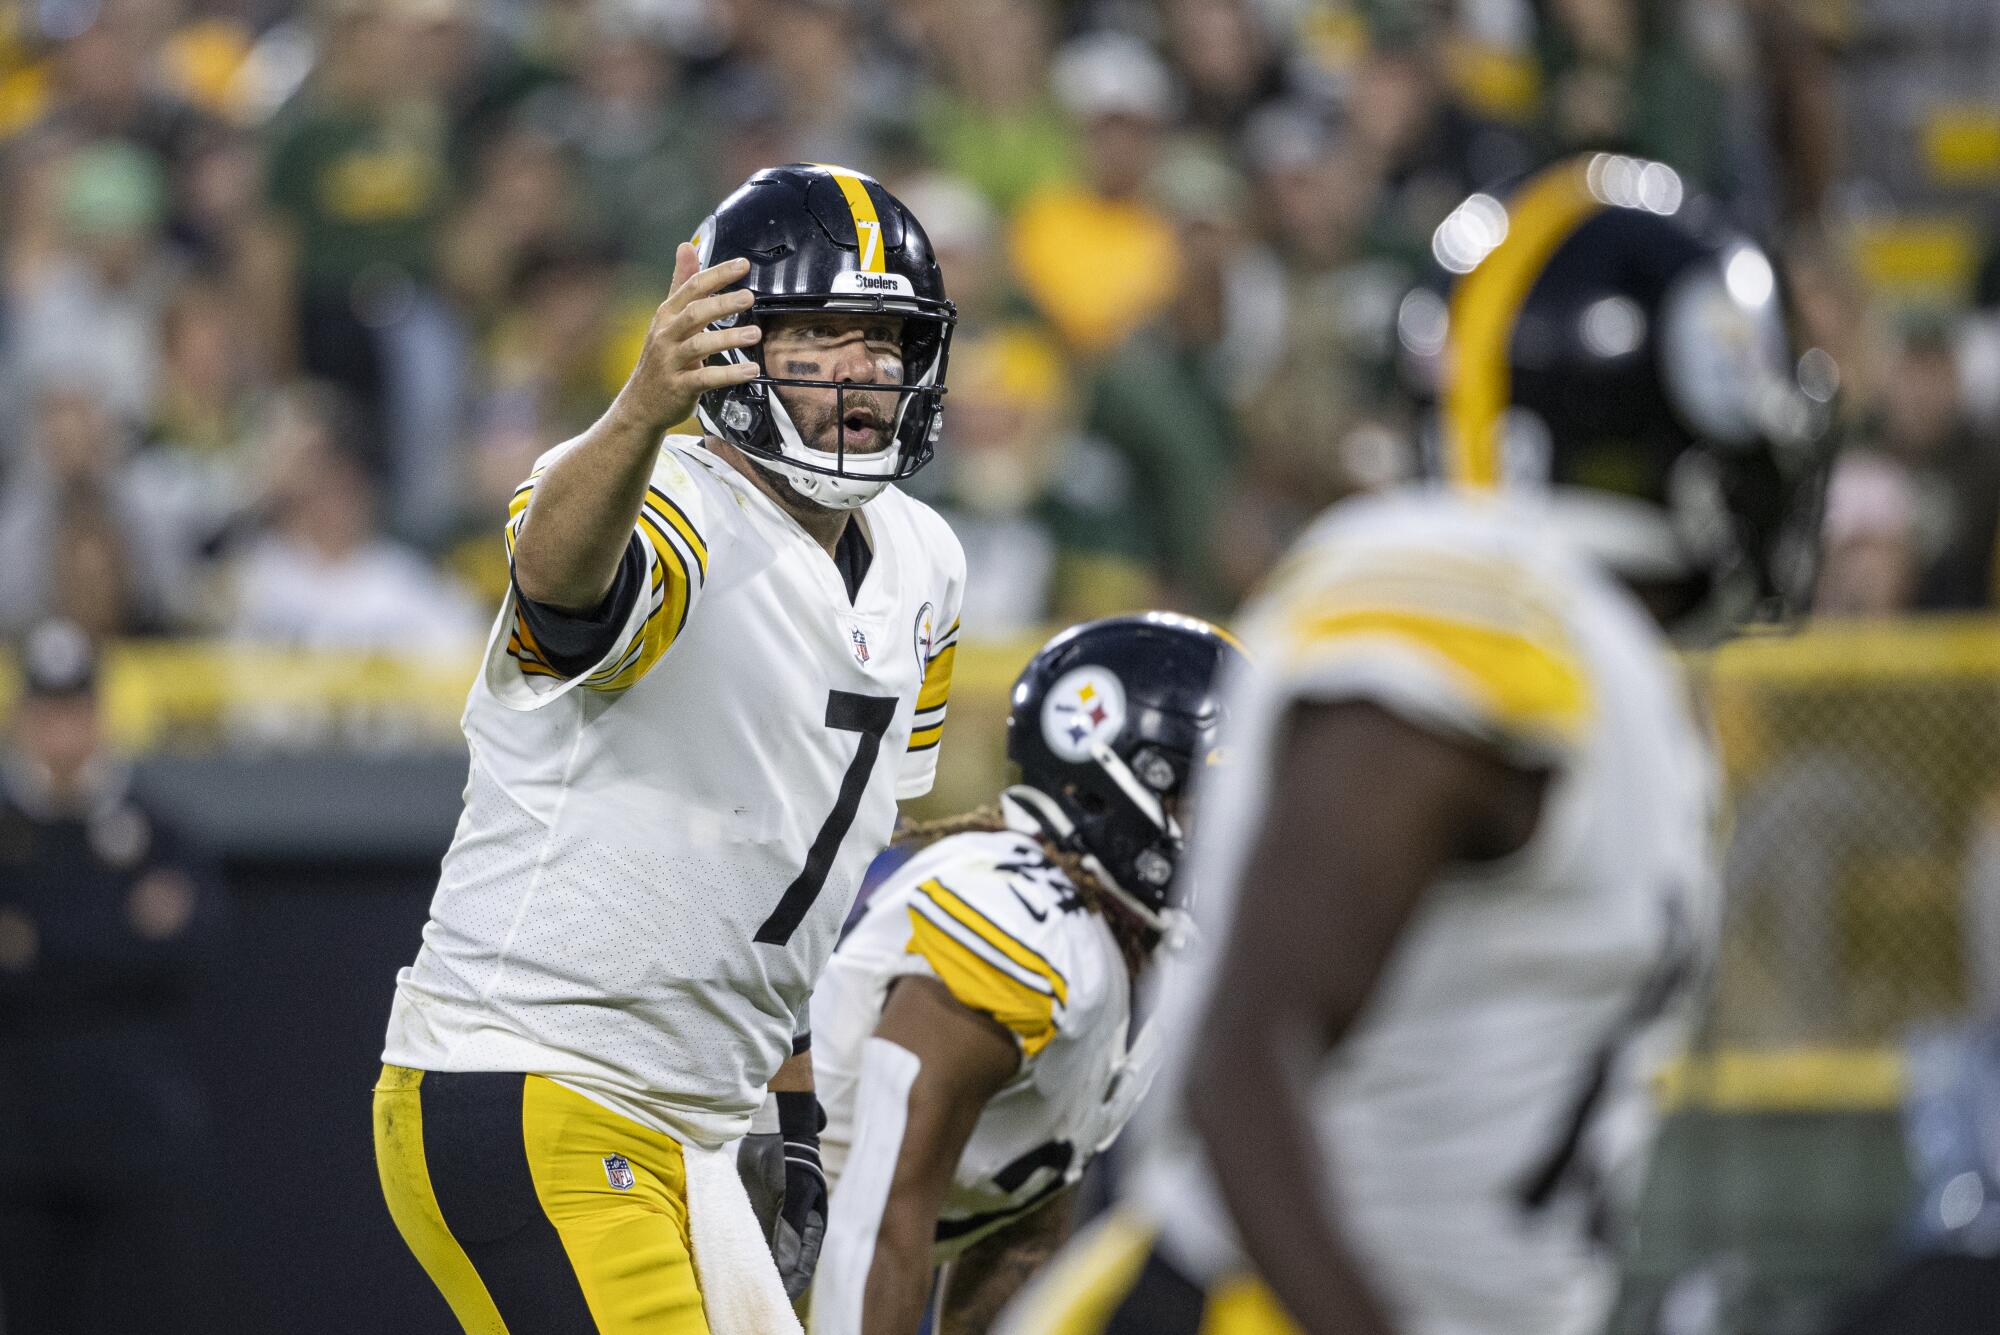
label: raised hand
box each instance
[613,243,764,434]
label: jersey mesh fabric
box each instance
[814,824,1155,1259]
[1127,490,1720,1335]
[385,437,967,1148]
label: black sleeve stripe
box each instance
[646,486,709,578]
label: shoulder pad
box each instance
[1252,517,1592,764]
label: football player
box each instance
[1003,154,1832,1334]
[803,614,1244,1335]
[373,164,964,1335]
[800,615,1240,1335]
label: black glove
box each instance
[739,1090,827,1299]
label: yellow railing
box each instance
[27,615,2000,1110]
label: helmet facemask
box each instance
[697,293,954,511]
[1654,248,1837,633]
[1005,738,1197,950]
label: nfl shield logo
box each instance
[603,1154,635,1191]
[851,627,871,664]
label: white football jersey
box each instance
[813,802,1160,1259]
[383,435,965,1148]
[1128,488,1719,1335]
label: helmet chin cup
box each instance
[765,391,898,510]
[765,456,889,511]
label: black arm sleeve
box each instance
[512,534,647,678]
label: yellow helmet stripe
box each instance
[1443,161,1605,488]
[817,164,887,273]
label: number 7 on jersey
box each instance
[754,690,898,946]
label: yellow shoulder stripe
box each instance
[917,879,1068,1004]
[506,613,565,680]
[1288,605,1591,742]
[504,479,537,556]
[907,909,1059,1058]
[645,486,708,577]
[585,534,690,693]
[502,471,708,693]
[916,640,956,713]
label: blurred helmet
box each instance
[1004,613,1247,939]
[693,164,956,510]
[19,619,98,700]
[1400,153,1837,632]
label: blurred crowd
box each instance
[1,0,1997,648]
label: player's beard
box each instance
[774,384,900,459]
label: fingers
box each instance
[688,360,762,390]
[672,241,699,291]
[680,324,761,364]
[668,288,755,339]
[663,255,750,314]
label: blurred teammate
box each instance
[373,165,963,1335]
[806,614,1243,1335]
[1007,155,1832,1334]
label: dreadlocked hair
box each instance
[894,804,1158,977]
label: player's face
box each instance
[17,695,101,785]
[762,313,906,456]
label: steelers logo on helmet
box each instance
[1041,667,1127,763]
[689,164,957,513]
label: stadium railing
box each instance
[23,616,2000,1327]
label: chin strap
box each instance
[999,782,1195,953]
[743,453,885,512]
[779,466,888,512]
[763,389,898,510]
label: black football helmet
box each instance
[691,164,956,510]
[1004,613,1247,940]
[1400,152,1836,633]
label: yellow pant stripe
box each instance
[1005,1209,1158,1334]
[1008,1208,1306,1335]
[1201,1276,1304,1335]
[372,1067,512,1335]
[518,1075,708,1333]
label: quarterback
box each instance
[806,615,1243,1335]
[373,165,963,1335]
[1006,155,1832,1334]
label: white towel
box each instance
[683,1138,804,1335]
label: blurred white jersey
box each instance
[384,435,964,1148]
[1129,488,1719,1335]
[814,802,1159,1259]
